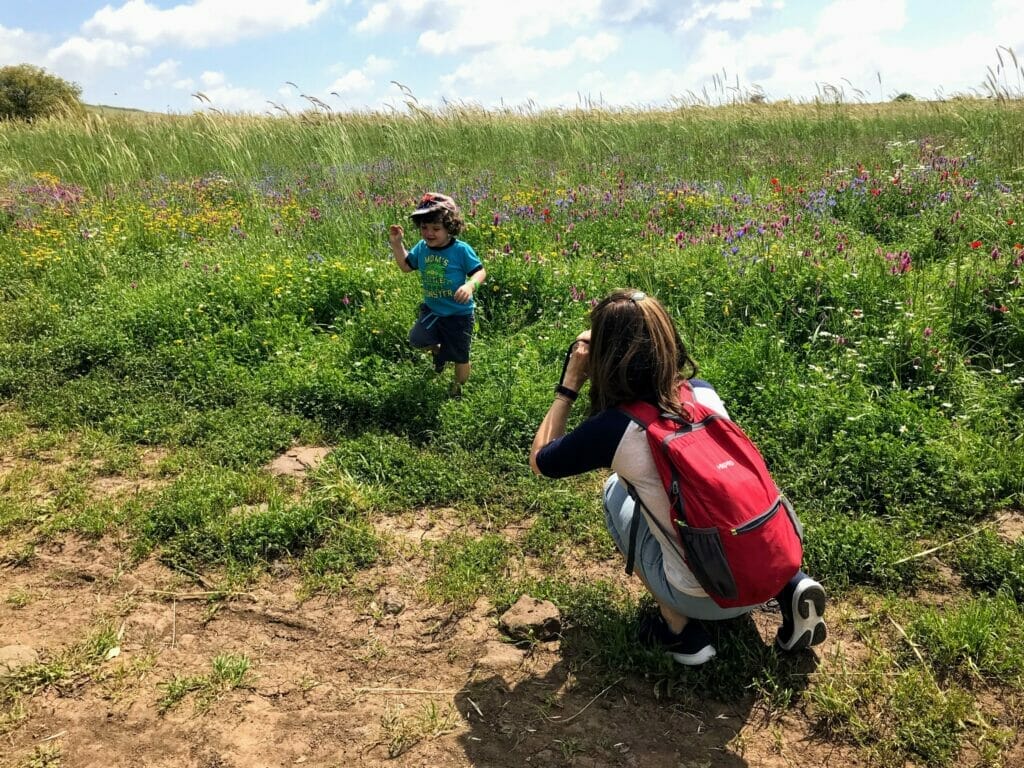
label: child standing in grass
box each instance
[390,192,486,397]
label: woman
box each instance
[530,289,826,665]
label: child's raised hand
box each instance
[388,224,404,246]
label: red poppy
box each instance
[970,240,983,249]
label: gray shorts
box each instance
[408,304,474,365]
[602,474,757,621]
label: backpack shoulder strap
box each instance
[618,399,660,429]
[619,381,702,429]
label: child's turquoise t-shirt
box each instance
[407,238,482,317]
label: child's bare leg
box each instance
[454,362,471,385]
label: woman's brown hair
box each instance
[587,290,697,417]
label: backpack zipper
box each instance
[731,498,782,535]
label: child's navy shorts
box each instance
[408,304,474,365]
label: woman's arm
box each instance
[529,331,590,475]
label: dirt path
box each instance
[0,529,873,768]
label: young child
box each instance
[389,192,486,397]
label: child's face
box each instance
[419,221,451,248]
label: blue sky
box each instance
[1,1,1022,114]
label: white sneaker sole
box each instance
[668,645,717,666]
[776,579,827,651]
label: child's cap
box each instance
[411,192,458,219]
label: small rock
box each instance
[0,645,39,674]
[499,594,561,643]
[477,641,525,671]
[382,599,404,615]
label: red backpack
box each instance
[619,382,803,608]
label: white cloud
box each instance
[200,70,226,87]
[600,0,665,23]
[83,0,332,48]
[815,0,906,38]
[146,58,181,79]
[670,4,1007,105]
[568,66,688,107]
[46,36,147,71]
[363,55,394,76]
[991,0,1024,51]
[356,0,432,33]
[572,32,619,62]
[678,0,771,32]
[328,69,373,95]
[192,70,266,111]
[323,54,394,105]
[356,0,601,55]
[143,58,182,89]
[0,24,48,66]
[440,34,620,95]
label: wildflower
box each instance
[341,295,351,306]
[890,251,912,274]
[852,309,863,319]
[309,207,322,222]
[923,327,933,338]
[990,247,1000,260]
[970,239,982,249]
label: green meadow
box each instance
[1,99,1023,765]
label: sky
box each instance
[1,0,1023,115]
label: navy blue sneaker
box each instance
[638,613,716,666]
[775,574,827,651]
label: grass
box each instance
[0,96,1023,765]
[155,652,252,714]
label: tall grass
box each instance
[3,99,1023,189]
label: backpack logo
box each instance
[620,382,804,608]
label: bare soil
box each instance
[1,531,868,768]
[1,445,1019,768]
